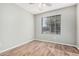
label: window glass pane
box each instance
[42,17,50,33]
[56,15,61,34]
[56,23,60,34]
[42,15,61,34]
[50,16,56,33]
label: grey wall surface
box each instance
[76,4,79,47]
[35,5,76,45]
[0,4,34,51]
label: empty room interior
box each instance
[0,3,79,56]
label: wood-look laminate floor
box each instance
[0,40,79,56]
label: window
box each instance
[42,15,61,34]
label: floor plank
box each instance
[0,40,79,56]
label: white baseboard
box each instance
[75,44,79,49]
[0,39,33,54]
[35,39,77,48]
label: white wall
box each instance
[0,3,34,51]
[77,4,79,47]
[35,5,76,45]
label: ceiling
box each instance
[16,3,76,14]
